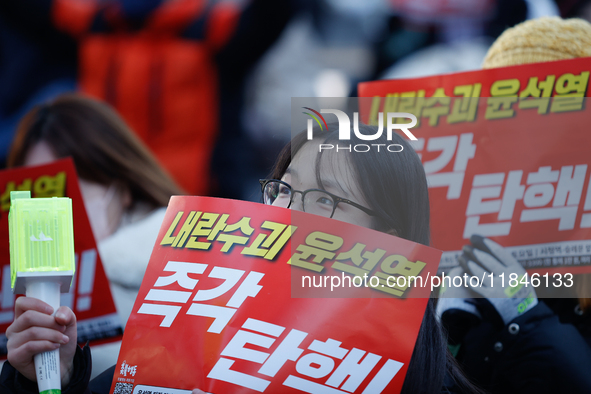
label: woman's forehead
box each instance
[23,141,58,167]
[288,141,360,197]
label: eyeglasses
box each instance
[259,179,376,219]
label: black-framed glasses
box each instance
[259,179,376,219]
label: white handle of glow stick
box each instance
[26,279,62,394]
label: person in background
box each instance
[0,0,299,199]
[437,16,591,394]
[6,93,184,377]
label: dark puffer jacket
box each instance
[453,299,591,394]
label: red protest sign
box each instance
[111,196,441,394]
[0,159,122,356]
[358,57,591,275]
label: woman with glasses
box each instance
[260,123,482,393]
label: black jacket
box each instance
[1,346,95,394]
[454,299,591,394]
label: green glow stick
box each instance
[9,191,75,394]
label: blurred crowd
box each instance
[2,0,590,202]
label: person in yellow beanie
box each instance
[482,16,591,68]
[438,16,591,394]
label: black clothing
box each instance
[454,299,591,394]
[1,346,92,394]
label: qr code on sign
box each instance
[113,382,133,394]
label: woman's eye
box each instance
[278,185,290,195]
[316,196,333,206]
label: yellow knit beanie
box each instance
[482,16,591,68]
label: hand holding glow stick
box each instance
[9,191,75,394]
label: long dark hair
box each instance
[271,123,483,393]
[8,94,183,208]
